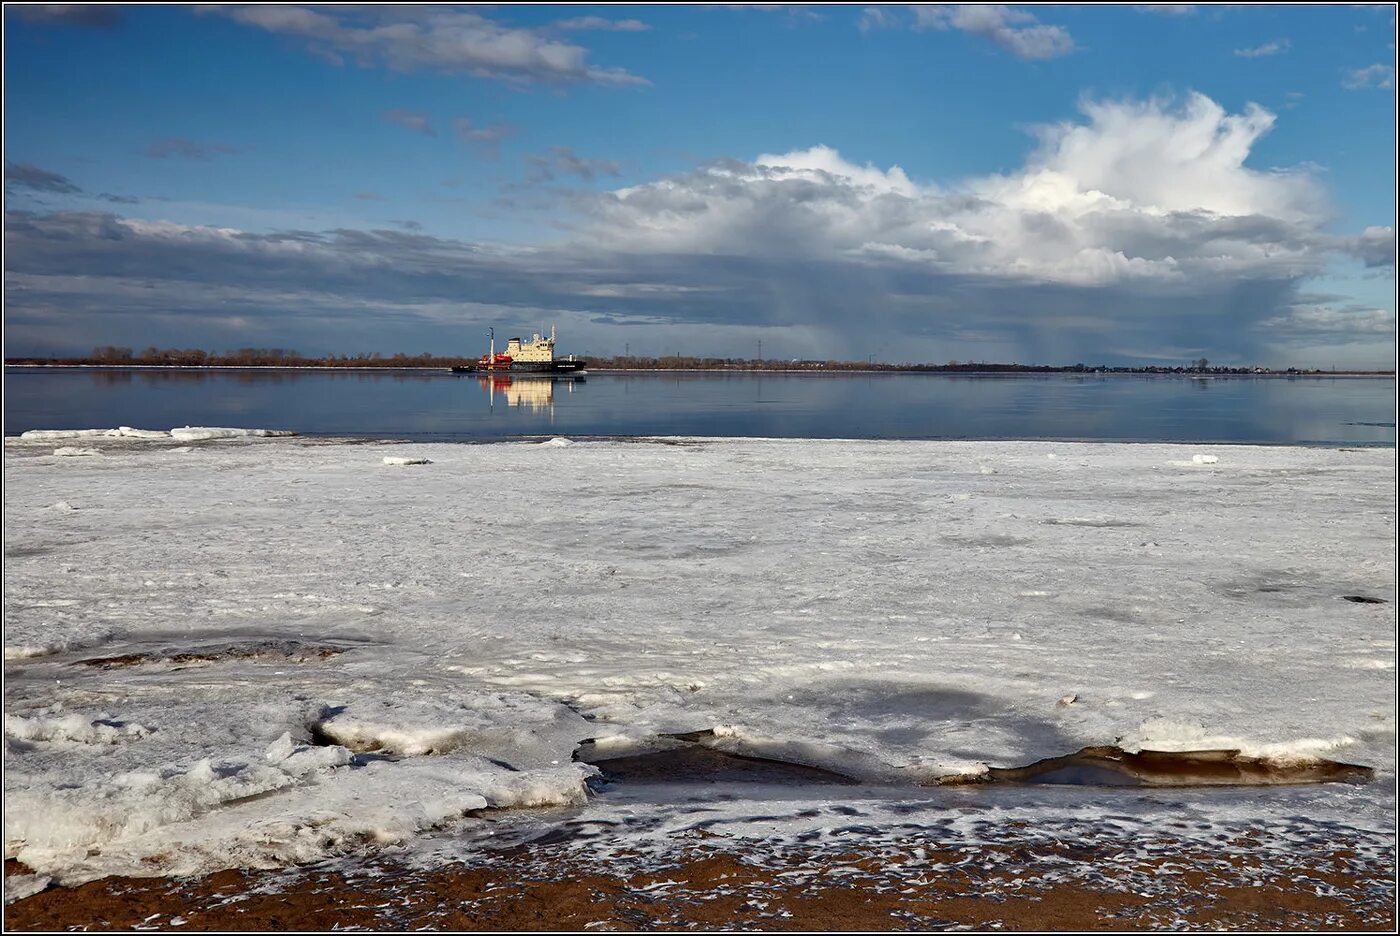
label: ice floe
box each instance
[3,437,1394,885]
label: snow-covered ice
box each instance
[382,456,432,466]
[3,436,1394,886]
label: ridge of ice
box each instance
[169,427,294,441]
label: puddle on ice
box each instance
[583,744,859,787]
[74,639,350,670]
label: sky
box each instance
[3,3,1396,368]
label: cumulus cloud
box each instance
[913,5,1076,60]
[146,138,240,160]
[216,6,648,86]
[4,93,1392,367]
[1234,39,1290,58]
[1343,63,1396,89]
[381,109,436,136]
[585,94,1329,286]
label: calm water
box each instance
[3,367,1395,446]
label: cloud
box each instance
[380,109,436,136]
[913,5,1076,60]
[1234,39,1290,58]
[4,93,1391,368]
[552,16,650,32]
[9,5,123,28]
[1343,63,1396,89]
[1138,5,1196,15]
[454,118,516,152]
[217,6,648,86]
[5,162,82,194]
[1261,304,1395,337]
[858,6,896,33]
[1343,226,1396,267]
[146,138,241,160]
[525,146,623,182]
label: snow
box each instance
[52,447,102,457]
[382,456,432,466]
[3,436,1394,886]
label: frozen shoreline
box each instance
[4,434,1395,889]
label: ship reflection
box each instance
[473,374,583,414]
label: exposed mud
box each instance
[5,834,1393,931]
[943,746,1375,788]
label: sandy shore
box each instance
[7,827,1395,931]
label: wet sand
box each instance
[8,828,1394,932]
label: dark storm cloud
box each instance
[0,207,1347,365]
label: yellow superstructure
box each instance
[504,328,557,363]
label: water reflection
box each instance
[471,374,584,414]
[3,368,1394,445]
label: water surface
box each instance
[3,367,1394,445]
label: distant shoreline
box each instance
[4,363,1395,378]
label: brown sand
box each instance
[7,833,1394,932]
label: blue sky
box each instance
[4,3,1396,367]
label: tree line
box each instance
[4,347,478,368]
[2,347,1388,376]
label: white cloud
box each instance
[1138,5,1197,14]
[217,6,648,86]
[913,5,1076,61]
[586,93,1332,286]
[1343,63,1396,89]
[1234,39,1291,58]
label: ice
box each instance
[116,427,172,440]
[4,875,51,904]
[3,437,1394,885]
[541,437,573,446]
[382,456,432,466]
[168,427,293,442]
[1192,453,1220,465]
[5,712,150,744]
[19,429,111,440]
[52,447,102,457]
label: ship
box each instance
[450,326,587,374]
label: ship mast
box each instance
[488,327,495,370]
